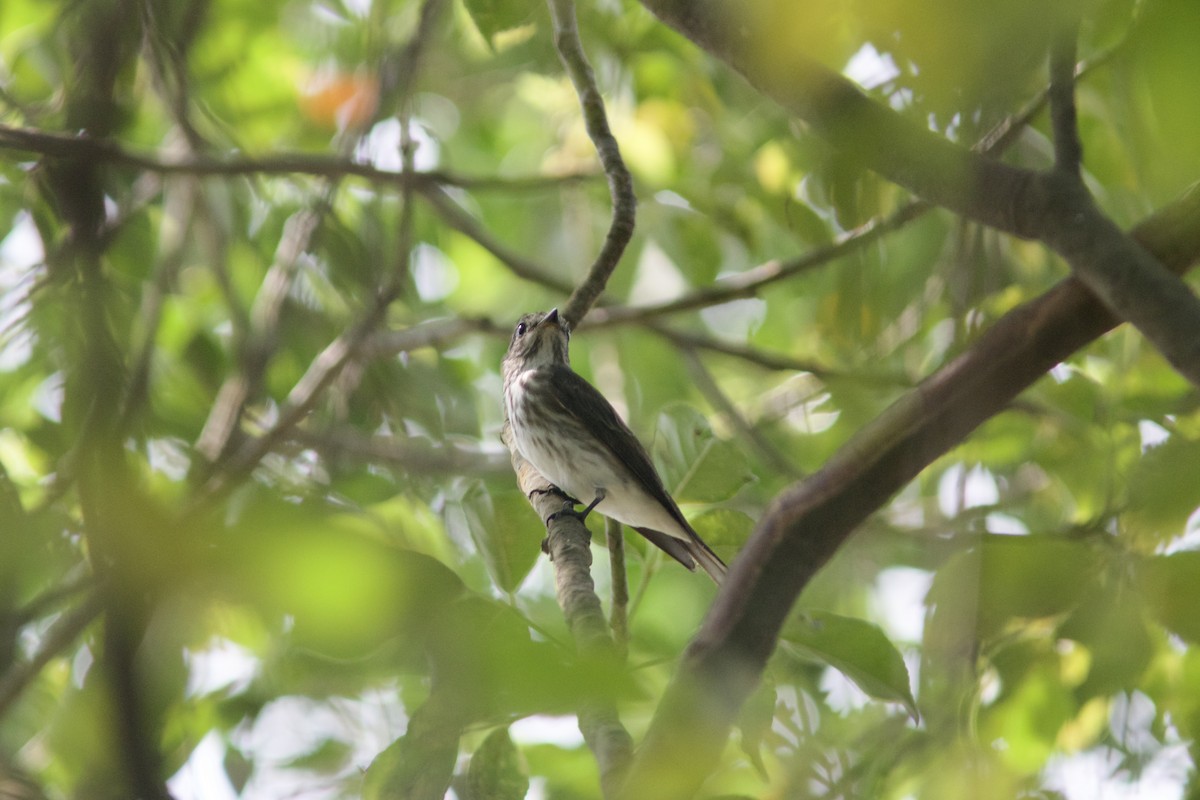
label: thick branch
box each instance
[638,0,1200,388]
[583,36,1122,332]
[623,183,1200,799]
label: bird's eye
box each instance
[516,322,527,337]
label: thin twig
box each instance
[288,427,512,475]
[0,590,104,720]
[586,34,1127,332]
[1049,24,1083,176]
[418,185,577,295]
[0,123,596,190]
[360,315,501,359]
[584,201,929,329]
[679,347,801,479]
[606,517,629,656]
[546,0,636,326]
[194,195,333,464]
[644,322,914,386]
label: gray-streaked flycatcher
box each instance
[503,308,728,584]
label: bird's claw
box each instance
[545,499,584,525]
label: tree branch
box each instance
[0,589,104,719]
[606,518,630,655]
[623,182,1200,799]
[418,185,577,295]
[501,423,633,797]
[360,315,501,359]
[645,323,913,385]
[637,0,1200,388]
[195,196,332,465]
[547,0,637,326]
[287,427,512,475]
[679,347,800,478]
[0,123,597,191]
[1049,25,1083,176]
[583,200,927,329]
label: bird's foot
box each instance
[545,499,585,525]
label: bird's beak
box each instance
[543,308,560,327]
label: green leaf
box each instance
[689,507,755,565]
[1135,551,1200,645]
[462,0,536,44]
[652,405,755,504]
[285,738,352,772]
[979,662,1075,773]
[447,479,540,593]
[1058,583,1154,699]
[737,673,776,780]
[223,745,253,794]
[927,536,1103,640]
[465,727,529,800]
[781,610,917,718]
[1125,435,1200,546]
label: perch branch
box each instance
[502,423,633,798]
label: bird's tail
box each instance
[689,540,728,585]
[635,526,728,585]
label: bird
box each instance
[502,308,727,584]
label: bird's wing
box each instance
[545,365,728,583]
[545,365,683,519]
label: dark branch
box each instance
[0,123,597,191]
[637,0,1200,389]
[547,0,637,326]
[584,200,928,329]
[623,182,1200,798]
[0,590,104,719]
[419,185,577,295]
[1049,25,1083,176]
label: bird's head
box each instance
[503,308,571,375]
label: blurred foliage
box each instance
[0,0,1198,798]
